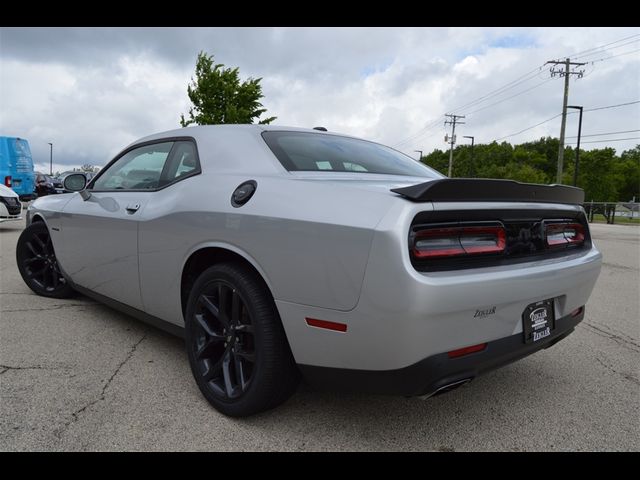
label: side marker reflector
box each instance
[448,343,487,359]
[305,318,347,332]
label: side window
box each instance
[92,142,174,191]
[159,141,200,186]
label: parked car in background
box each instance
[0,183,22,222]
[34,173,60,197]
[0,136,36,201]
[17,125,602,417]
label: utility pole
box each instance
[48,142,53,176]
[463,136,475,177]
[546,58,585,184]
[414,150,423,162]
[444,114,465,177]
[568,105,583,187]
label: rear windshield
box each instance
[262,131,442,178]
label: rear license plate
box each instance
[522,299,555,344]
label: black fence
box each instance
[583,202,640,224]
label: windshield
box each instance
[262,131,442,178]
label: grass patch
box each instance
[589,214,640,225]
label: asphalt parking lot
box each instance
[1,220,638,451]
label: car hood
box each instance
[0,184,19,198]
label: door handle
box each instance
[125,203,141,214]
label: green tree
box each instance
[180,51,276,127]
[578,148,619,202]
[615,145,640,201]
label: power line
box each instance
[494,113,563,141]
[491,100,640,143]
[565,129,640,139]
[392,117,443,148]
[391,35,640,149]
[565,137,640,145]
[581,47,640,64]
[448,66,547,114]
[569,33,640,58]
[585,100,640,112]
[466,78,555,116]
[571,36,640,60]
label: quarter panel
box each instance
[137,173,396,325]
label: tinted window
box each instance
[159,141,199,186]
[262,131,442,177]
[92,142,173,191]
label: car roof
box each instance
[129,124,360,147]
[122,125,366,176]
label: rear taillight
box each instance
[545,222,585,247]
[413,225,506,259]
[4,176,11,187]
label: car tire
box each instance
[185,262,300,417]
[16,221,74,299]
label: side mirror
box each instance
[63,173,90,200]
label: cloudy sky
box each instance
[1,27,639,173]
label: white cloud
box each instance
[1,27,638,170]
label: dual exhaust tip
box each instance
[419,378,473,400]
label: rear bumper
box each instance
[299,309,584,397]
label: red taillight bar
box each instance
[413,225,506,259]
[545,222,585,247]
[4,176,11,187]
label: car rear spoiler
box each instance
[391,178,584,205]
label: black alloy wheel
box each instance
[192,280,256,399]
[185,263,299,417]
[16,221,74,298]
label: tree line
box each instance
[421,138,640,202]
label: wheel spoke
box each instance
[235,324,254,334]
[195,334,224,360]
[25,241,38,257]
[202,354,224,382]
[194,312,217,337]
[198,294,219,318]
[44,235,52,254]
[233,351,247,391]
[235,348,255,363]
[222,350,234,397]
[23,257,40,266]
[231,290,241,324]
[51,267,59,288]
[33,234,46,252]
[29,265,47,279]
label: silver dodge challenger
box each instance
[16,125,602,416]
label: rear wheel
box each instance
[185,263,299,417]
[16,221,74,298]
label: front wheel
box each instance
[16,221,74,298]
[185,263,299,417]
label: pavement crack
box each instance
[100,334,147,397]
[0,364,61,374]
[54,333,147,439]
[594,357,640,386]
[601,261,637,272]
[582,322,640,353]
[1,303,98,313]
